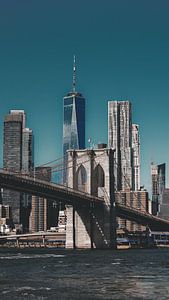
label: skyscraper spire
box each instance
[72,55,76,93]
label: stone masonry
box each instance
[66,148,116,249]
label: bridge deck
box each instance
[0,170,169,231]
[0,169,104,206]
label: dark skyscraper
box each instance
[158,163,166,196]
[29,167,58,233]
[3,110,25,172]
[22,128,34,174]
[3,110,33,230]
[21,128,34,232]
[63,56,85,183]
[151,162,166,215]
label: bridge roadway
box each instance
[1,169,169,231]
[0,169,103,206]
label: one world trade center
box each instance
[63,56,85,183]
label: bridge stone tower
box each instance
[66,147,116,249]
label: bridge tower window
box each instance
[93,164,105,196]
[76,165,87,192]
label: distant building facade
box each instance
[115,190,149,232]
[158,164,166,197]
[132,124,140,191]
[22,128,34,174]
[158,188,169,220]
[108,101,132,190]
[151,163,166,215]
[3,110,25,172]
[21,128,34,232]
[29,167,58,232]
[108,101,141,192]
[3,110,33,231]
[63,56,85,183]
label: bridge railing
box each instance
[117,203,169,224]
[0,169,104,203]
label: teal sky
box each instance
[0,0,169,192]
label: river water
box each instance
[0,248,169,299]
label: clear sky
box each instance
[0,0,169,192]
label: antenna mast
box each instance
[73,55,76,93]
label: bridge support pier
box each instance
[66,203,114,249]
[66,148,117,249]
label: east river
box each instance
[0,248,169,299]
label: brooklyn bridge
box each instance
[0,148,169,249]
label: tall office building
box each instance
[63,56,85,183]
[3,110,25,172]
[132,124,140,191]
[151,163,166,215]
[21,128,34,231]
[3,110,33,230]
[22,128,34,174]
[108,101,141,231]
[158,163,166,196]
[29,167,58,232]
[108,101,133,191]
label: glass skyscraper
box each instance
[63,57,85,183]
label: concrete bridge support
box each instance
[66,148,116,249]
[66,203,113,249]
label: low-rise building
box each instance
[115,189,149,232]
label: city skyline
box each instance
[0,1,169,192]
